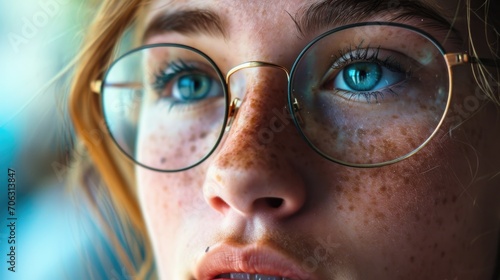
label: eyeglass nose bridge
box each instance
[224,61,296,131]
[225,61,290,84]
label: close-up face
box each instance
[101,0,500,279]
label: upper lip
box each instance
[194,243,314,280]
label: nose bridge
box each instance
[223,61,292,133]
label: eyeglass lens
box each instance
[290,24,449,166]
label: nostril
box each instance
[265,197,284,208]
[211,196,230,213]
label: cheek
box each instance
[136,166,215,268]
[299,86,447,165]
[319,130,498,276]
[136,99,226,170]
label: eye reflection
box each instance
[333,61,407,95]
[175,74,214,101]
[151,60,223,104]
[340,62,382,91]
[319,47,411,103]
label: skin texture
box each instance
[133,0,500,279]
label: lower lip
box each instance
[214,273,294,280]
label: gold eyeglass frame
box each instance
[91,22,499,171]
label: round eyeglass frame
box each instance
[288,21,450,168]
[100,44,231,172]
[94,21,489,172]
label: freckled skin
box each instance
[136,1,500,279]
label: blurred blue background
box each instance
[0,1,128,279]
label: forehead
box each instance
[146,0,459,21]
[144,0,461,44]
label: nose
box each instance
[202,67,307,219]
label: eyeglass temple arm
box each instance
[445,53,500,67]
[91,80,101,94]
[91,81,144,94]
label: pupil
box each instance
[193,79,202,92]
[179,74,211,100]
[344,62,381,91]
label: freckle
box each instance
[451,195,457,203]
[414,213,420,221]
[190,145,196,152]
[161,157,166,163]
[433,243,438,250]
[200,131,207,139]
[425,219,431,225]
[410,256,415,263]
[434,198,440,206]
[442,198,447,205]
[215,174,222,183]
[375,212,385,220]
[404,177,410,184]
[353,186,360,193]
[436,217,443,226]
[337,205,344,211]
[392,115,399,119]
[379,186,387,192]
[275,162,281,170]
[384,266,389,271]
[405,233,412,241]
[243,158,253,169]
[335,185,343,193]
[339,175,350,183]
[441,251,446,258]
[349,205,355,211]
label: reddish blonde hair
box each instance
[68,0,499,278]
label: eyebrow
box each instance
[144,9,226,40]
[144,0,460,42]
[292,0,460,39]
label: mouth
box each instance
[213,273,294,280]
[195,243,313,280]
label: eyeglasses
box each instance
[91,22,497,171]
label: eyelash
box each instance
[152,60,198,96]
[331,44,405,72]
[328,45,411,102]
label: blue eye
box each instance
[334,62,405,93]
[152,60,223,103]
[343,62,381,91]
[175,74,213,101]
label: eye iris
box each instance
[343,62,381,91]
[178,74,212,100]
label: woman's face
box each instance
[135,0,500,279]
